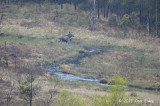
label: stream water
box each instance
[45,46,160,91]
[45,48,109,86]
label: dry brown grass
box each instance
[0,3,160,105]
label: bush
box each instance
[54,90,86,106]
[91,74,133,106]
[120,14,131,27]
[130,92,138,97]
[107,14,118,27]
[107,74,128,106]
[54,75,140,106]
[91,94,108,106]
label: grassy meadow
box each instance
[0,3,160,105]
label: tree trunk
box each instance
[106,3,110,18]
[69,0,71,4]
[7,0,9,5]
[147,0,150,35]
[20,0,23,7]
[74,0,77,10]
[5,41,6,51]
[100,0,103,13]
[61,4,63,9]
[147,16,150,35]
[103,0,106,18]
[156,0,158,35]
[93,0,96,24]
[97,0,100,19]
[141,1,144,24]
[38,0,41,6]
[140,4,142,24]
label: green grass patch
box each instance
[0,35,51,45]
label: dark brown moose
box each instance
[59,32,74,43]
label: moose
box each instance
[59,32,74,43]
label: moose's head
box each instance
[67,32,74,38]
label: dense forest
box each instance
[0,0,160,36]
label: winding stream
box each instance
[45,48,109,86]
[45,46,160,91]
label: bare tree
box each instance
[44,77,62,106]
[93,0,96,24]
[103,0,106,18]
[6,82,15,106]
[45,89,58,106]
[4,70,17,106]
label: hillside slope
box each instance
[0,3,160,105]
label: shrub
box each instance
[120,14,131,27]
[107,14,118,27]
[91,74,133,106]
[130,92,138,97]
[91,94,108,106]
[108,74,129,106]
[24,12,34,19]
[54,90,86,106]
